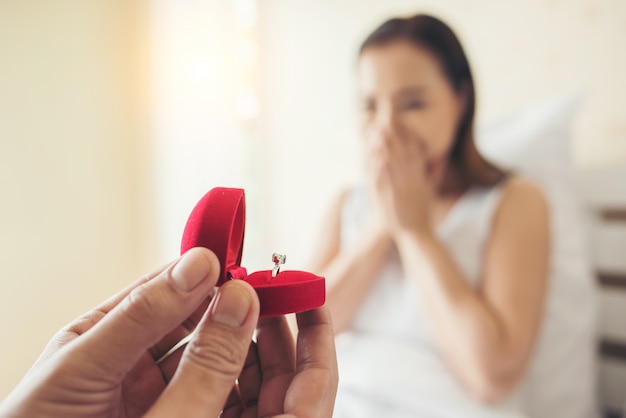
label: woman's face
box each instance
[358,40,466,176]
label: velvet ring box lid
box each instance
[181,187,326,317]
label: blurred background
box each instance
[1,0,625,408]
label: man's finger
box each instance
[94,258,178,314]
[221,385,244,418]
[34,259,180,368]
[256,315,296,417]
[283,307,338,417]
[69,247,221,382]
[148,296,213,362]
[237,342,261,410]
[146,280,259,418]
[57,260,176,339]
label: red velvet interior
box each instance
[246,270,325,316]
[180,187,326,317]
[181,187,245,286]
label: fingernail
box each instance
[171,250,210,292]
[211,284,251,328]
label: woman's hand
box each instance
[0,248,338,418]
[366,126,435,239]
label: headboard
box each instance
[579,165,626,417]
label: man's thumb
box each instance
[147,280,260,418]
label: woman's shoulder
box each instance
[333,183,369,211]
[325,186,360,226]
[494,175,549,226]
[500,176,547,203]
[332,187,355,211]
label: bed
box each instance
[579,165,626,417]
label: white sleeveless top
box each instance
[333,183,529,418]
[342,184,505,344]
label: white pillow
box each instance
[477,94,580,173]
[477,94,598,418]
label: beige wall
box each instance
[0,0,154,398]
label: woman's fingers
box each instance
[282,307,338,418]
[146,280,259,418]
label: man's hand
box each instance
[0,247,338,418]
[223,310,338,417]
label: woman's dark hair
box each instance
[360,14,505,189]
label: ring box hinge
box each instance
[226,266,248,281]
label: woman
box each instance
[311,14,550,417]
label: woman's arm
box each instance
[309,191,394,334]
[395,178,550,403]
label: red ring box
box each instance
[181,187,326,317]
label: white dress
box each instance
[332,183,528,418]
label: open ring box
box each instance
[181,187,326,317]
